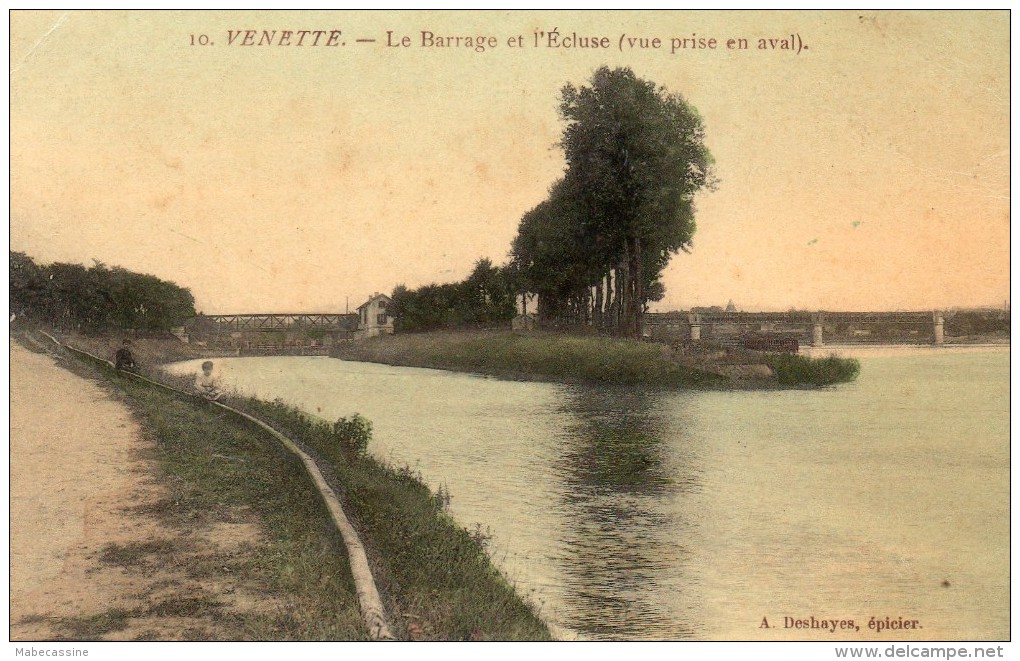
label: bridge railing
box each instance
[189,313,360,333]
[644,310,946,347]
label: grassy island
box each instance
[331,330,861,389]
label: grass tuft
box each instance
[763,353,861,386]
[99,540,178,568]
[146,596,224,618]
[57,608,135,640]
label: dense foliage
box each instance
[333,413,373,463]
[10,251,196,333]
[511,66,713,337]
[944,310,1010,338]
[389,258,516,333]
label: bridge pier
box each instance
[811,313,824,347]
[688,313,702,341]
[933,311,944,346]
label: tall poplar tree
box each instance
[512,66,713,337]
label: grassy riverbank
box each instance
[50,336,551,641]
[332,330,860,388]
[235,398,551,641]
[60,331,229,365]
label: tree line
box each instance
[10,251,196,333]
[390,67,713,339]
[389,258,516,333]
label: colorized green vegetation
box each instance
[763,353,861,387]
[508,67,713,337]
[10,251,196,333]
[334,330,726,388]
[333,330,864,389]
[391,258,516,333]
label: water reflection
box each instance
[552,387,701,639]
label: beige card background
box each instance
[10,10,1009,315]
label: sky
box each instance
[9,10,1010,314]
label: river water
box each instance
[167,346,1009,641]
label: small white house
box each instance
[357,293,394,338]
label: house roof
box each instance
[356,292,392,311]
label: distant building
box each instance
[357,292,394,338]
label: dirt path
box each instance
[9,341,266,640]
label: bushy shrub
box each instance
[333,413,372,463]
[763,353,861,386]
[245,398,372,464]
